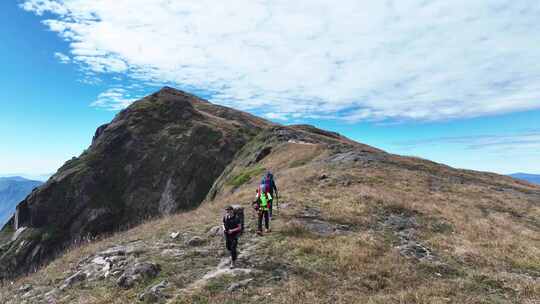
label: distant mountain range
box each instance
[509,173,540,185]
[0,173,52,182]
[0,176,43,226]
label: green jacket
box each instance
[259,192,272,211]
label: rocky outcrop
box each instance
[117,262,161,288]
[0,87,271,280]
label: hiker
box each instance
[223,205,242,268]
[253,189,272,235]
[259,171,278,218]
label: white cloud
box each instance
[90,88,139,110]
[21,0,67,16]
[54,52,70,63]
[21,0,540,121]
[395,130,540,152]
[263,112,289,121]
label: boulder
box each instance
[185,236,205,247]
[397,241,433,261]
[207,225,224,236]
[227,278,253,292]
[117,262,161,289]
[384,214,418,231]
[161,249,185,258]
[60,271,86,291]
[17,284,33,294]
[138,280,169,302]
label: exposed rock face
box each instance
[0,87,271,280]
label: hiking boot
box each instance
[266,228,271,233]
[256,230,263,236]
[230,260,236,269]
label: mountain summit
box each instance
[0,87,271,279]
[0,88,539,303]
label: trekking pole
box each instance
[276,191,279,215]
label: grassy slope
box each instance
[1,128,539,304]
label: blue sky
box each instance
[1,0,539,177]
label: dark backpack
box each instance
[261,172,275,194]
[231,205,244,234]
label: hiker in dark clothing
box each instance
[223,206,242,268]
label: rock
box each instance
[125,242,146,255]
[98,243,145,258]
[117,262,161,289]
[98,246,127,257]
[227,278,253,292]
[207,225,224,236]
[18,284,33,294]
[161,249,185,257]
[292,218,350,236]
[60,271,87,291]
[384,214,418,231]
[156,242,180,250]
[138,280,169,302]
[297,219,333,235]
[91,256,108,265]
[185,236,205,247]
[44,288,60,302]
[300,206,321,219]
[319,174,328,180]
[21,290,35,299]
[397,241,433,260]
[170,232,180,240]
[326,150,385,164]
[397,228,417,241]
[11,227,28,242]
[193,249,210,256]
[254,146,272,163]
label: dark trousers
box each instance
[268,199,273,218]
[258,210,270,231]
[225,235,238,261]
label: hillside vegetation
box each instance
[0,88,539,303]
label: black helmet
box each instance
[225,205,234,211]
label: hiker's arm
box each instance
[228,223,241,234]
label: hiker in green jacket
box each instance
[253,189,272,235]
